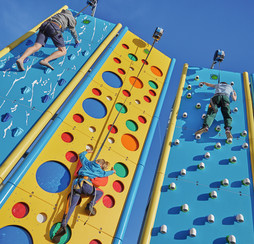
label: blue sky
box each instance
[1,0,254,243]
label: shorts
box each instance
[36,21,65,48]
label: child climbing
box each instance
[16,9,79,71]
[51,149,115,243]
[195,82,237,141]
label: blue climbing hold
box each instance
[26,39,33,46]
[23,57,30,63]
[36,51,44,57]
[45,68,52,74]
[0,62,5,69]
[74,42,80,48]
[82,51,88,56]
[21,86,31,94]
[1,113,12,122]
[69,54,76,60]
[58,79,66,86]
[12,127,24,137]
[41,95,51,103]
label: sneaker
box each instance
[16,59,25,71]
[85,204,96,216]
[51,226,66,243]
[226,130,233,142]
[195,127,208,136]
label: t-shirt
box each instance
[78,151,114,179]
[214,83,233,98]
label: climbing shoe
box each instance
[39,60,54,70]
[85,204,96,216]
[16,59,25,71]
[51,226,66,243]
[195,127,208,136]
[226,130,233,143]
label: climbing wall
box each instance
[141,65,254,243]
[0,23,173,244]
[0,5,117,184]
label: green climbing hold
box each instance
[126,120,138,131]
[114,163,128,178]
[115,103,127,113]
[83,19,91,24]
[50,223,71,244]
[211,74,218,80]
[128,54,138,61]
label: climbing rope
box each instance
[94,38,157,161]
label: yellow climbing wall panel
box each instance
[0,30,171,244]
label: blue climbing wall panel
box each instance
[150,67,254,243]
[0,8,115,166]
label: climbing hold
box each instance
[202,114,206,119]
[1,113,12,122]
[229,156,237,163]
[204,152,210,159]
[12,127,24,137]
[169,182,176,190]
[69,54,76,60]
[199,82,204,87]
[195,103,201,109]
[182,112,188,118]
[0,62,5,68]
[180,169,186,176]
[221,178,229,186]
[226,235,236,244]
[242,143,249,149]
[26,39,33,46]
[45,68,52,74]
[226,137,233,144]
[82,51,88,56]
[86,144,93,151]
[74,42,79,48]
[242,178,250,186]
[231,81,234,86]
[215,142,221,149]
[189,228,196,237]
[233,107,238,113]
[160,225,167,234]
[240,130,247,137]
[41,95,51,103]
[58,79,66,86]
[236,214,244,223]
[21,86,31,94]
[215,125,221,132]
[181,204,189,212]
[186,93,192,99]
[83,19,91,24]
[23,57,30,63]
[198,162,205,170]
[174,139,180,145]
[195,134,201,140]
[195,75,199,81]
[209,191,217,199]
[187,84,192,90]
[207,214,215,223]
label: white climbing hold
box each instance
[242,143,249,149]
[210,191,217,199]
[204,152,210,159]
[169,182,176,190]
[174,139,180,145]
[186,93,192,99]
[221,178,229,186]
[236,214,244,223]
[230,156,237,163]
[207,214,215,223]
[180,169,186,176]
[196,103,201,109]
[181,204,189,212]
[195,75,199,80]
[215,125,221,132]
[227,235,236,244]
[195,134,201,140]
[231,81,234,86]
[160,224,167,234]
[241,130,247,137]
[182,112,188,118]
[233,107,238,113]
[187,84,192,90]
[198,162,205,169]
[202,114,206,119]
[242,178,250,186]
[215,142,221,149]
[199,82,204,87]
[189,228,196,237]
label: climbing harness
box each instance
[94,27,164,161]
